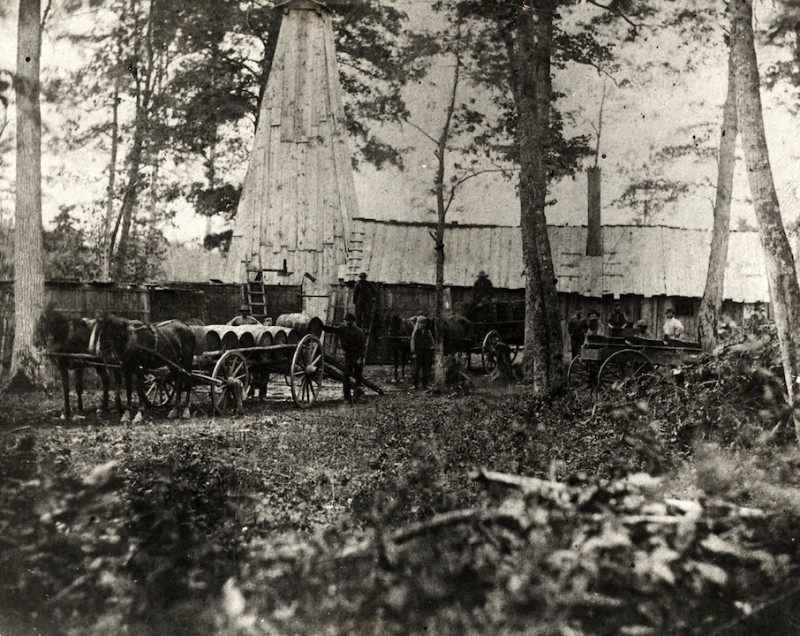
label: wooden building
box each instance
[339,216,770,358]
[223,0,360,319]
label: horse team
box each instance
[36,306,195,423]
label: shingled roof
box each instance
[346,218,770,303]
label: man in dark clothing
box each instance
[607,302,628,337]
[227,304,261,326]
[567,310,588,359]
[353,272,376,328]
[473,271,494,304]
[410,316,435,389]
[323,312,366,404]
[587,310,600,336]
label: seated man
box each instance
[227,304,261,326]
[663,308,685,339]
[607,301,628,337]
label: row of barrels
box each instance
[189,314,323,355]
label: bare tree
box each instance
[8,0,45,389]
[732,0,800,443]
[698,43,737,353]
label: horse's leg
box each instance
[181,361,193,419]
[132,369,146,424]
[120,369,134,424]
[97,365,110,412]
[74,366,86,420]
[167,371,179,419]
[59,363,71,421]
[110,368,122,413]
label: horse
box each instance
[90,314,196,424]
[386,314,416,381]
[35,306,121,421]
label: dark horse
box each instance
[91,315,195,423]
[35,307,121,420]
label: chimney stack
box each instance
[586,166,603,257]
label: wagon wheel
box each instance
[290,335,324,408]
[481,330,502,374]
[566,355,596,393]
[141,370,175,408]
[210,350,250,416]
[597,350,653,394]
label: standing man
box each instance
[473,271,494,304]
[410,315,435,390]
[227,304,261,326]
[323,312,366,404]
[607,302,628,337]
[567,310,588,359]
[663,308,685,339]
[353,272,376,328]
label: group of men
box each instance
[568,302,686,357]
[324,310,435,404]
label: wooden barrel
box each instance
[222,329,240,350]
[205,329,223,352]
[264,326,287,345]
[274,326,300,345]
[258,331,274,347]
[276,313,323,338]
[209,325,271,349]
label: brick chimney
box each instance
[586,166,603,257]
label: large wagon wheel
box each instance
[481,330,502,374]
[566,355,596,392]
[597,350,653,394]
[210,350,250,416]
[141,370,175,408]
[290,334,324,408]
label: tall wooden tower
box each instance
[223,0,360,319]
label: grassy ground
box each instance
[1,363,799,635]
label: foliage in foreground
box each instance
[1,337,800,634]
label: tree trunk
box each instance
[102,85,119,281]
[112,0,154,278]
[9,0,45,389]
[698,45,737,353]
[732,0,800,443]
[434,161,446,391]
[513,2,564,394]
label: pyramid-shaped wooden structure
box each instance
[223,0,360,317]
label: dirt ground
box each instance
[2,360,799,635]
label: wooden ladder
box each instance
[246,268,268,322]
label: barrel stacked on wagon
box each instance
[192,313,325,414]
[133,314,327,416]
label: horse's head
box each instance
[35,304,68,351]
[90,314,130,361]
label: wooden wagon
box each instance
[383,305,524,375]
[566,332,702,394]
[144,313,383,416]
